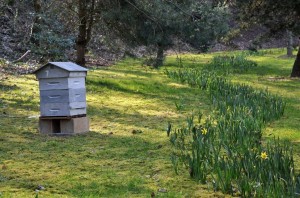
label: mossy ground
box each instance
[0,48,299,197]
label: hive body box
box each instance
[34,62,89,135]
[35,62,88,116]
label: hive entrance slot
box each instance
[52,120,61,133]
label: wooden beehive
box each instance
[34,62,88,117]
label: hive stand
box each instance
[39,116,89,135]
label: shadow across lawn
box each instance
[86,74,204,103]
[0,83,20,91]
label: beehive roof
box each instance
[33,62,88,73]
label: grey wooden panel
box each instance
[40,88,86,103]
[40,102,86,116]
[40,89,69,103]
[69,72,87,78]
[36,66,70,79]
[39,77,85,90]
[69,108,87,116]
[39,78,69,90]
[40,108,86,116]
[69,102,86,109]
[40,103,68,116]
[69,88,86,103]
[67,78,86,89]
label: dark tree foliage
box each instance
[29,1,75,62]
[30,0,42,45]
[234,0,300,77]
[100,0,229,67]
[28,0,97,64]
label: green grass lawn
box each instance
[0,48,299,197]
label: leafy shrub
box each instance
[31,30,74,61]
[30,13,74,61]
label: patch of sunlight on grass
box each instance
[167,82,190,88]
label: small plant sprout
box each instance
[166,122,172,137]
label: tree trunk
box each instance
[290,37,300,77]
[30,0,42,45]
[154,45,164,68]
[86,0,95,44]
[76,0,87,66]
[75,0,95,67]
[287,30,293,57]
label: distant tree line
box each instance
[3,0,228,67]
[1,0,300,77]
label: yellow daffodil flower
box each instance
[201,128,208,135]
[260,151,268,160]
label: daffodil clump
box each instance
[205,54,258,74]
[167,63,296,197]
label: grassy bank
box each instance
[0,48,299,197]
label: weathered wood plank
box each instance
[40,102,86,116]
[40,88,86,103]
[39,77,86,90]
